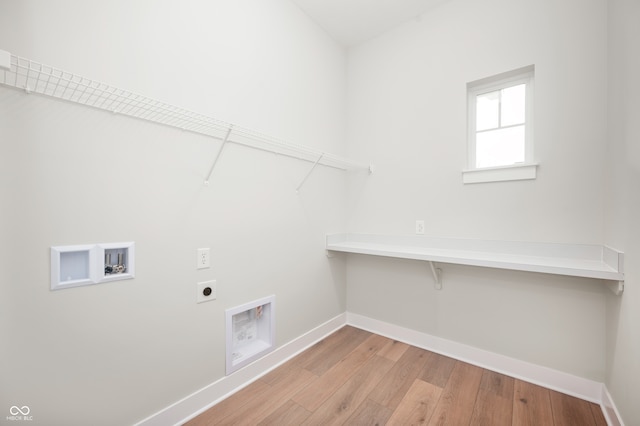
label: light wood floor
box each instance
[186,326,608,426]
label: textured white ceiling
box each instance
[291,0,448,46]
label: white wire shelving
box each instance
[0,50,372,189]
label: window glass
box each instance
[500,84,526,126]
[476,90,500,131]
[476,125,525,168]
[473,80,528,168]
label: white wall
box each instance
[0,1,348,424]
[605,0,640,424]
[3,0,635,424]
[345,0,609,380]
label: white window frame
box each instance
[463,65,536,184]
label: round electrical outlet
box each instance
[197,280,216,303]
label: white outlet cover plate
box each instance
[416,220,425,234]
[197,248,210,269]
[197,280,216,303]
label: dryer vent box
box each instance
[225,295,275,375]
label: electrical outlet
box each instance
[197,248,210,269]
[416,220,425,235]
[197,280,216,303]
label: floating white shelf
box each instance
[0,49,371,190]
[327,234,624,293]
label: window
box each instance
[464,65,535,184]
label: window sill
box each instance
[462,163,537,184]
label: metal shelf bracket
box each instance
[428,261,443,290]
[204,126,233,186]
[606,281,624,296]
[296,153,324,193]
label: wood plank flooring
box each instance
[185,326,607,426]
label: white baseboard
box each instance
[602,385,625,426]
[346,312,603,403]
[136,311,625,426]
[134,312,346,426]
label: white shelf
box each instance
[327,234,624,282]
[0,49,371,187]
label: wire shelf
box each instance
[0,51,371,180]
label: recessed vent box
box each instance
[225,295,275,375]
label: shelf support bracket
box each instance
[204,126,233,186]
[428,261,443,290]
[605,281,624,296]
[296,153,324,193]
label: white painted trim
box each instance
[466,65,535,174]
[134,313,347,426]
[346,312,604,404]
[602,386,625,426]
[462,163,537,184]
[136,311,625,426]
